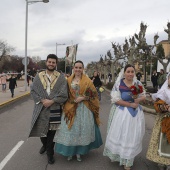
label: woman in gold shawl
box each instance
[54,60,103,161]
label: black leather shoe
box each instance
[47,155,55,164]
[39,146,46,154]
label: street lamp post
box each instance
[24,0,49,91]
[56,43,65,56]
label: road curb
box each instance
[141,105,156,115]
[0,92,30,107]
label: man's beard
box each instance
[46,66,56,72]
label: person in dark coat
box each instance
[91,71,102,100]
[27,70,31,86]
[108,73,112,82]
[30,68,37,82]
[157,69,167,89]
[29,54,68,164]
[136,71,142,81]
[151,70,158,91]
[7,74,17,97]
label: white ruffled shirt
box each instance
[111,79,146,103]
[152,79,170,105]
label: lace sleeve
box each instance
[110,81,121,103]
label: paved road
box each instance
[0,91,159,170]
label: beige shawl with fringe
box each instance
[63,74,101,129]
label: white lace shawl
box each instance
[152,72,170,104]
[111,68,146,103]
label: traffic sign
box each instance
[22,58,30,65]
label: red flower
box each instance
[130,84,143,97]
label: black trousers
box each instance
[10,89,14,95]
[40,130,56,156]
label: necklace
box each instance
[74,77,81,83]
[75,79,80,82]
[124,79,133,88]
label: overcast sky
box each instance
[0,0,170,66]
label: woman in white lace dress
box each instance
[103,64,146,170]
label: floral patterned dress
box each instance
[54,82,103,156]
[146,113,170,165]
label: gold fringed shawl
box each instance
[161,115,170,144]
[39,70,60,90]
[63,74,101,129]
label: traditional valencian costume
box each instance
[29,55,68,164]
[29,70,68,137]
[147,73,170,169]
[103,69,146,168]
[54,74,103,158]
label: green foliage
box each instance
[117,68,121,74]
[156,44,165,59]
[57,60,65,72]
[106,82,114,90]
[152,58,158,72]
[146,65,150,74]
[99,57,104,63]
[37,60,46,70]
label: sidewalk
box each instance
[0,80,30,107]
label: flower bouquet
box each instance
[99,87,105,93]
[130,83,143,99]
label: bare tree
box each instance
[154,43,170,72]
[0,40,15,61]
[107,48,124,82]
[164,22,170,41]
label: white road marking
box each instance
[0,140,24,170]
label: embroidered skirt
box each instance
[54,103,103,156]
[147,114,170,165]
[103,104,145,167]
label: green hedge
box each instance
[106,82,114,90]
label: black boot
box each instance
[47,155,55,164]
[39,146,46,154]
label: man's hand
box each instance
[41,99,54,108]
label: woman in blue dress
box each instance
[103,64,146,170]
[54,60,103,161]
